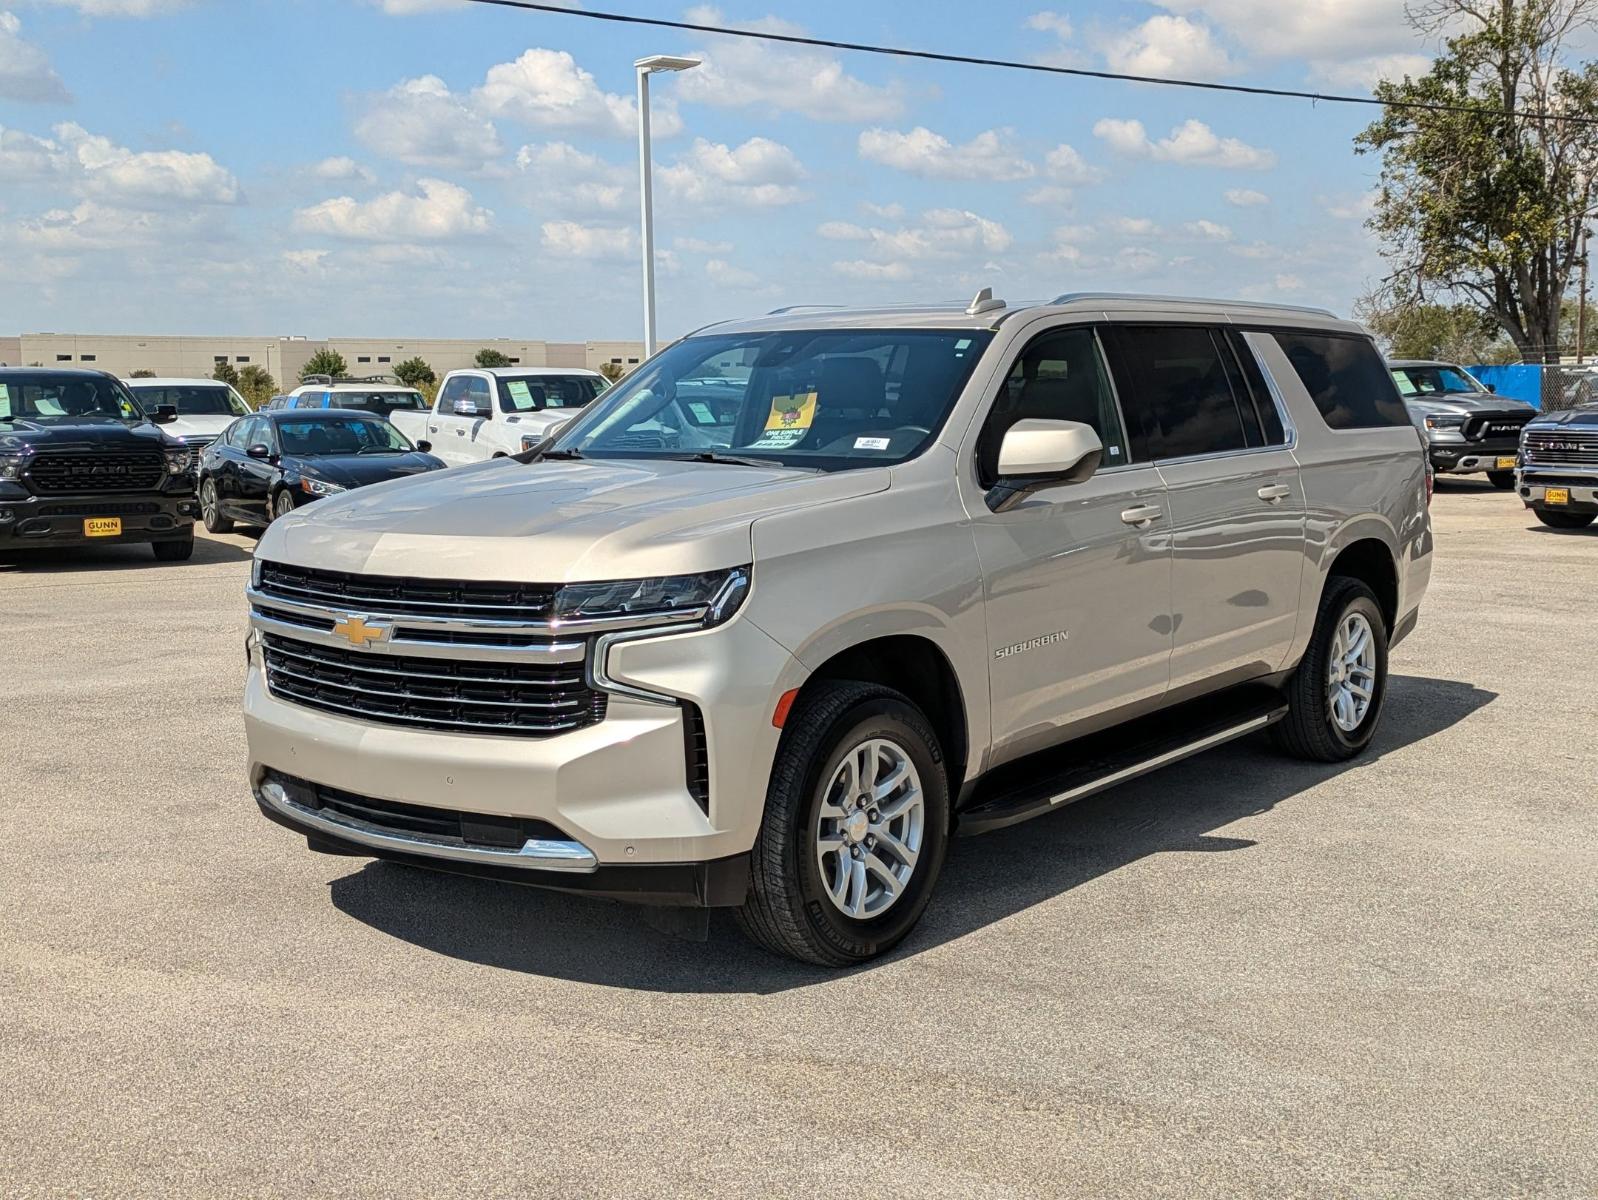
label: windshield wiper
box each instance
[671,451,800,469]
[538,448,584,461]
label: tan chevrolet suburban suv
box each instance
[244,292,1433,965]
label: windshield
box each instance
[1391,365,1483,398]
[0,373,145,427]
[324,390,427,414]
[498,375,604,413]
[129,383,249,417]
[278,417,415,456]
[551,329,993,469]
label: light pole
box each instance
[635,54,700,359]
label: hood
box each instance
[0,420,180,450]
[290,452,445,490]
[1528,403,1598,428]
[1403,392,1535,416]
[259,455,890,582]
[164,415,239,442]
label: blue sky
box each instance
[0,0,1440,342]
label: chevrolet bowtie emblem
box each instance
[332,616,390,648]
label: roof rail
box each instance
[966,287,1006,316]
[1049,291,1338,318]
[301,373,403,386]
[767,304,848,315]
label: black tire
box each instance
[736,681,950,967]
[1271,577,1389,763]
[1533,507,1596,530]
[199,476,233,533]
[270,487,297,522]
[1486,470,1516,490]
[151,531,194,562]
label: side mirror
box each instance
[246,443,273,460]
[415,440,432,454]
[149,403,178,425]
[1486,384,1498,395]
[987,419,1104,513]
[453,399,485,418]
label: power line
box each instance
[456,0,1598,128]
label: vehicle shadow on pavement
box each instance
[0,534,252,572]
[328,674,1496,994]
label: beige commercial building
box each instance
[2,333,646,384]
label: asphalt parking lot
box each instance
[1,483,1594,1199]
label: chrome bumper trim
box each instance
[257,781,599,874]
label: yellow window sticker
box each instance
[765,391,817,433]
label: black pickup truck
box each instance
[0,368,200,560]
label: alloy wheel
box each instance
[815,737,925,920]
[1327,611,1378,732]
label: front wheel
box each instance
[736,681,949,966]
[1534,508,1596,530]
[1271,577,1389,763]
[269,487,297,522]
[199,477,233,533]
[1486,470,1516,490]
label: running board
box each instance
[958,688,1289,837]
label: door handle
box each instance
[1120,505,1163,527]
[1257,484,1292,503]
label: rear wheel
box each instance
[199,477,233,533]
[151,531,194,562]
[736,681,949,966]
[1534,508,1596,530]
[1486,470,1516,490]
[1271,577,1389,763]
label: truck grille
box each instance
[1463,412,1532,442]
[301,781,568,848]
[258,560,556,622]
[1523,429,1598,467]
[262,633,605,737]
[27,450,166,494]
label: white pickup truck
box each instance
[388,368,608,467]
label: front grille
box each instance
[303,781,568,849]
[27,450,166,494]
[262,632,606,737]
[1523,429,1598,468]
[258,560,556,622]
[1463,412,1532,442]
[36,500,160,517]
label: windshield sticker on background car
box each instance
[750,391,818,448]
[506,380,535,407]
[688,402,715,424]
[854,436,891,451]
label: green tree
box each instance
[237,364,278,409]
[212,361,241,388]
[1354,290,1519,362]
[1357,0,1598,363]
[474,348,514,368]
[393,356,437,389]
[300,349,348,382]
[129,369,157,379]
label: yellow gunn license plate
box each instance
[1545,488,1571,506]
[83,517,122,538]
[1496,456,1518,470]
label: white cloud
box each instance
[369,0,464,11]
[1321,191,1377,220]
[674,236,733,254]
[1093,117,1276,170]
[35,0,193,13]
[355,75,503,171]
[540,219,634,260]
[1313,53,1433,90]
[0,124,65,179]
[313,156,376,185]
[1108,216,1158,237]
[1185,218,1234,241]
[833,260,912,281]
[282,249,330,271]
[858,126,1034,182]
[1044,143,1106,185]
[0,11,69,103]
[1023,185,1075,207]
[516,141,632,213]
[1224,188,1269,207]
[1101,15,1237,78]
[55,122,240,205]
[1275,273,1306,291]
[705,258,762,288]
[17,200,207,250]
[818,221,870,241]
[1153,0,1417,62]
[294,179,493,241]
[659,136,806,208]
[818,207,1011,271]
[477,49,677,140]
[861,201,904,220]
[1024,10,1085,68]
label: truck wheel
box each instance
[1486,470,1516,490]
[151,531,195,562]
[1534,508,1595,530]
[1271,577,1388,763]
[199,477,233,533]
[736,681,949,967]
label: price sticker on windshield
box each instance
[751,390,817,449]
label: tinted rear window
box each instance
[1105,325,1252,460]
[1274,333,1409,429]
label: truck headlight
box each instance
[0,454,25,482]
[553,567,750,629]
[163,448,193,475]
[299,477,346,497]
[1423,414,1465,432]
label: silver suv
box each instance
[244,293,1432,965]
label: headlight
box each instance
[0,454,26,482]
[1423,414,1465,432]
[522,435,543,454]
[163,448,193,475]
[299,477,346,497]
[552,567,750,628]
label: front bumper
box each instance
[1428,439,1520,475]
[0,488,197,548]
[1518,477,1598,514]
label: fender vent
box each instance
[681,703,710,816]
